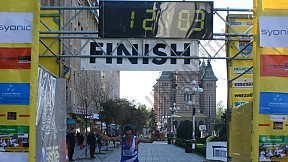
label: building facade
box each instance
[153,60,217,134]
[40,0,120,132]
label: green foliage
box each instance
[175,138,205,157]
[148,108,157,133]
[100,98,149,135]
[210,135,227,141]
[175,138,187,148]
[206,135,216,142]
[214,100,227,140]
[197,135,211,144]
[177,120,192,140]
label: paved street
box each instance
[73,141,205,162]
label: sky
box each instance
[120,0,253,108]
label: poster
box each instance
[0,83,30,105]
[259,92,288,115]
[0,48,31,69]
[0,125,29,152]
[260,55,288,77]
[259,135,288,161]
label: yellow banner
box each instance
[39,10,61,77]
[0,1,40,162]
[226,14,253,109]
[252,0,288,161]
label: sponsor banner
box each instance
[233,66,253,74]
[260,92,288,115]
[259,16,288,48]
[81,39,199,71]
[0,48,31,69]
[0,12,33,43]
[260,55,288,77]
[234,101,248,107]
[0,83,30,105]
[67,119,76,124]
[233,78,253,89]
[231,89,253,109]
[239,40,253,58]
[0,153,28,161]
[39,10,61,77]
[0,125,29,134]
[233,92,253,98]
[259,135,288,161]
[270,115,287,121]
[206,142,227,161]
[0,125,29,152]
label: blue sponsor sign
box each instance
[239,41,253,57]
[67,119,76,124]
[0,83,30,105]
[260,92,288,115]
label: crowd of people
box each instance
[66,125,159,162]
[259,145,288,161]
[0,135,28,152]
[66,128,105,161]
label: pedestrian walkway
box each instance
[73,141,206,162]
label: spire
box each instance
[157,71,173,81]
[199,59,206,78]
[201,60,218,81]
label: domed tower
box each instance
[199,60,218,133]
[153,71,174,131]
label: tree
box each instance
[90,76,117,114]
[100,99,124,125]
[100,99,149,135]
[177,120,192,140]
[148,108,157,133]
[214,100,227,140]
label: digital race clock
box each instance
[99,1,213,39]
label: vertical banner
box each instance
[39,10,61,77]
[252,0,288,161]
[226,14,253,109]
[36,67,66,162]
[0,1,40,162]
[226,14,253,159]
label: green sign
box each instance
[0,125,29,134]
[259,135,288,161]
[259,135,288,144]
[67,119,76,124]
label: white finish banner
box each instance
[259,16,288,48]
[206,141,227,162]
[81,39,199,71]
[0,12,33,43]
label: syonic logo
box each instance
[0,12,33,43]
[0,23,31,32]
[260,28,288,36]
[259,16,288,48]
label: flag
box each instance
[64,67,70,80]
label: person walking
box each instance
[96,134,102,153]
[66,128,76,161]
[87,131,96,158]
[95,124,159,162]
[79,134,84,150]
[76,131,80,146]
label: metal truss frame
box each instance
[39,5,254,161]
[39,5,254,103]
[39,6,253,59]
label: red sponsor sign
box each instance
[0,48,31,69]
[260,55,288,77]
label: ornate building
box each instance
[153,60,217,134]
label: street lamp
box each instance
[169,103,180,133]
[184,80,203,150]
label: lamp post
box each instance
[184,80,203,150]
[169,103,180,133]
